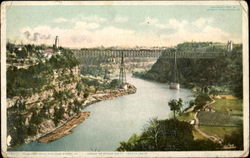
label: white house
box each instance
[42,48,54,59]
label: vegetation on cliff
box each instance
[7,43,136,148]
[7,46,79,98]
[7,43,116,148]
[117,118,221,151]
[142,42,243,98]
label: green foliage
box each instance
[117,119,221,151]
[78,75,119,92]
[223,127,243,150]
[7,110,29,146]
[168,98,183,119]
[117,134,140,151]
[144,43,243,97]
[30,111,43,125]
[84,92,90,98]
[76,81,86,92]
[73,99,82,113]
[110,79,121,89]
[194,94,212,110]
[11,126,28,146]
[132,70,148,78]
[7,45,79,98]
[27,124,37,136]
[6,42,15,52]
[193,139,222,150]
[53,106,65,126]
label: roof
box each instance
[43,48,54,54]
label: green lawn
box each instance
[197,111,242,126]
[177,112,208,140]
[178,112,195,122]
[192,128,208,140]
[178,98,243,141]
[199,126,240,139]
[212,99,243,115]
[198,98,243,139]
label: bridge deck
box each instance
[74,49,240,59]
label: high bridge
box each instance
[73,49,241,84]
[73,49,233,59]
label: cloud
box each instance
[162,18,233,44]
[114,16,128,23]
[168,19,188,30]
[54,18,68,23]
[53,15,106,25]
[192,18,213,29]
[141,17,166,29]
[75,15,107,23]
[74,21,100,30]
[17,17,241,48]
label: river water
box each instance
[13,75,194,151]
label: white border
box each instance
[1,1,249,157]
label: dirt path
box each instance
[194,111,222,143]
[193,99,223,144]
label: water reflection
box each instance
[13,75,194,151]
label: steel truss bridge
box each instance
[74,49,235,59]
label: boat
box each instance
[170,82,180,89]
[169,51,180,90]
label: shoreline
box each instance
[38,112,90,143]
[11,83,137,147]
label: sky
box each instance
[6,4,242,48]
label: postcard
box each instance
[1,1,249,157]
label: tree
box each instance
[194,94,212,111]
[168,98,183,119]
[223,127,243,150]
[109,79,121,89]
[117,118,220,151]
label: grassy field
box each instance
[212,99,243,115]
[198,98,243,139]
[178,98,243,141]
[177,112,208,140]
[197,111,242,126]
[178,112,195,122]
[199,126,240,139]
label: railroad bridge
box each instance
[73,49,240,84]
[74,49,232,59]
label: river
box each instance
[13,75,194,151]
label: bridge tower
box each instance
[119,51,126,85]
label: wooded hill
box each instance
[143,42,243,98]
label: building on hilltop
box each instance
[42,36,61,59]
[42,48,54,59]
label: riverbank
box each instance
[37,83,137,144]
[83,83,137,107]
[38,112,90,143]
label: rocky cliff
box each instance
[7,46,138,149]
[7,65,86,148]
[143,42,242,95]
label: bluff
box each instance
[6,44,137,148]
[143,42,243,96]
[7,47,85,148]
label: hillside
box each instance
[6,44,135,148]
[143,42,243,97]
